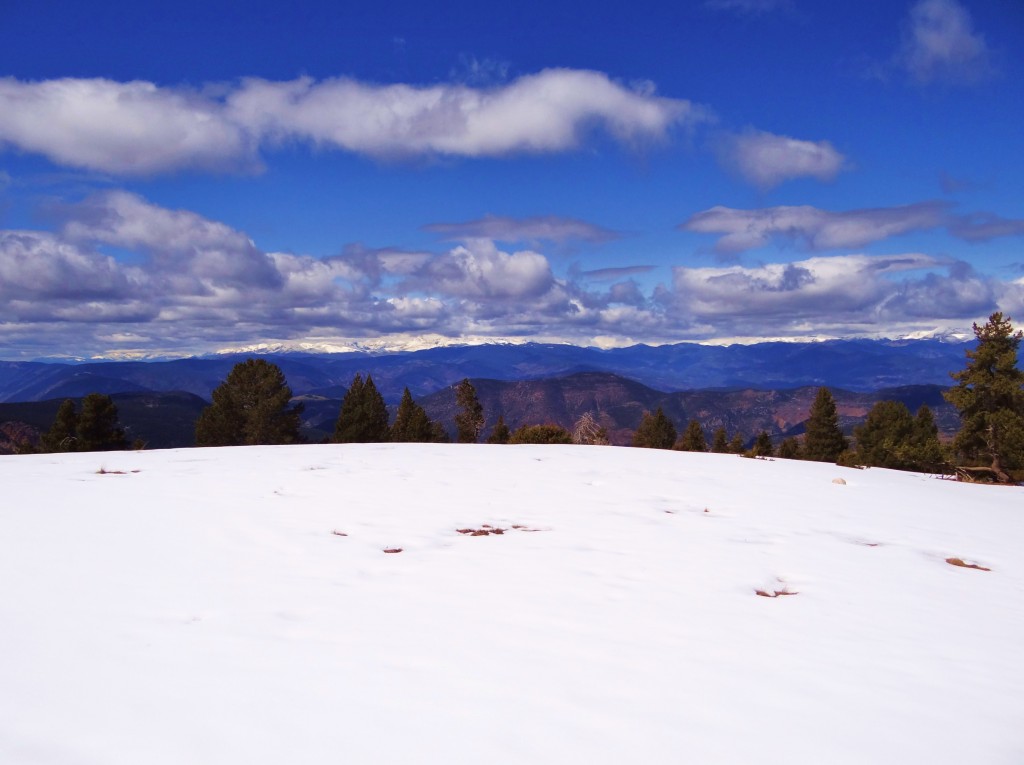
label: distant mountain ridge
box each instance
[0,372,958,452]
[0,338,977,404]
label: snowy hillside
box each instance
[2,445,1022,764]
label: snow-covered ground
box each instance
[1,444,1022,764]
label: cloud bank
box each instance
[1,192,1021,357]
[0,70,706,175]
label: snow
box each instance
[1,444,1022,764]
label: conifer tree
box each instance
[390,388,435,443]
[803,387,848,462]
[710,427,729,454]
[854,400,915,468]
[728,432,746,454]
[487,415,511,444]
[40,399,79,452]
[632,407,676,449]
[675,419,708,452]
[454,378,484,443]
[76,393,128,451]
[944,312,1024,480]
[910,405,945,472]
[334,373,389,443]
[196,359,303,446]
[778,437,801,460]
[751,430,774,457]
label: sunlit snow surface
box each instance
[2,444,1022,764]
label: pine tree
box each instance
[710,427,729,454]
[803,387,848,462]
[389,388,435,443]
[910,405,945,473]
[40,399,79,452]
[454,379,484,443]
[76,393,128,451]
[778,436,801,460]
[334,373,389,443]
[675,420,707,452]
[751,430,774,457]
[728,433,746,454]
[487,415,511,444]
[632,407,676,449]
[196,359,303,446]
[944,312,1024,481]
[854,400,915,469]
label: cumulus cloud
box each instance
[61,191,283,291]
[0,70,705,175]
[406,239,555,299]
[716,129,847,189]
[681,202,949,254]
[899,0,993,84]
[4,191,1022,357]
[667,252,1012,336]
[424,214,619,244]
[0,78,254,174]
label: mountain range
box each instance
[0,338,973,404]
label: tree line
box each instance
[23,312,1024,481]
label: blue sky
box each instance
[0,0,1022,358]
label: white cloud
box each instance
[681,202,948,254]
[4,192,1021,357]
[61,191,283,290]
[0,78,254,174]
[900,0,993,84]
[424,214,619,244]
[717,129,847,189]
[0,71,705,175]
[409,239,555,299]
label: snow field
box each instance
[1,444,1022,764]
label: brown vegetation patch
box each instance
[755,588,799,598]
[96,468,127,475]
[330,530,348,537]
[383,547,403,554]
[946,557,990,571]
[458,524,546,535]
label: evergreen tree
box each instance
[632,407,676,449]
[751,430,774,457]
[508,424,573,444]
[333,373,389,443]
[944,312,1024,480]
[454,378,484,443]
[728,432,746,454]
[675,419,708,452]
[710,426,729,454]
[803,387,848,462]
[778,436,801,459]
[196,359,303,446]
[76,393,128,451]
[854,400,915,469]
[40,398,79,452]
[390,387,435,443]
[910,405,945,472]
[487,415,511,444]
